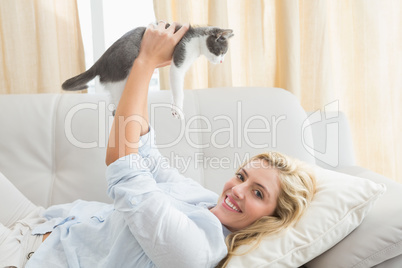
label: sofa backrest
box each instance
[0,87,316,207]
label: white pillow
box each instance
[227,166,386,267]
[306,167,402,268]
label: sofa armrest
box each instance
[306,111,356,169]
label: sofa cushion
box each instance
[227,166,386,267]
[306,166,402,268]
[193,87,315,194]
[373,254,402,268]
[0,94,58,207]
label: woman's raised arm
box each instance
[106,22,189,166]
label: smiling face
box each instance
[210,160,281,232]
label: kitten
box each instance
[62,22,234,119]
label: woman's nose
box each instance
[232,184,245,199]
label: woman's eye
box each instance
[236,173,244,181]
[254,190,263,199]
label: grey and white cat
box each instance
[62,23,234,119]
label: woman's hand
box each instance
[137,22,189,69]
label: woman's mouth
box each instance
[223,195,242,213]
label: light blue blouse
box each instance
[27,128,229,268]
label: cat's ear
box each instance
[215,29,234,42]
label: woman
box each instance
[0,22,316,268]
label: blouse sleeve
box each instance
[105,155,227,268]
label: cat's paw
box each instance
[171,109,180,119]
[171,105,184,119]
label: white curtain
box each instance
[153,0,402,183]
[0,0,85,94]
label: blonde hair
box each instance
[216,152,316,268]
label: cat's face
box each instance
[205,28,234,64]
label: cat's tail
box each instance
[62,66,97,91]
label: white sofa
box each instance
[0,87,401,267]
